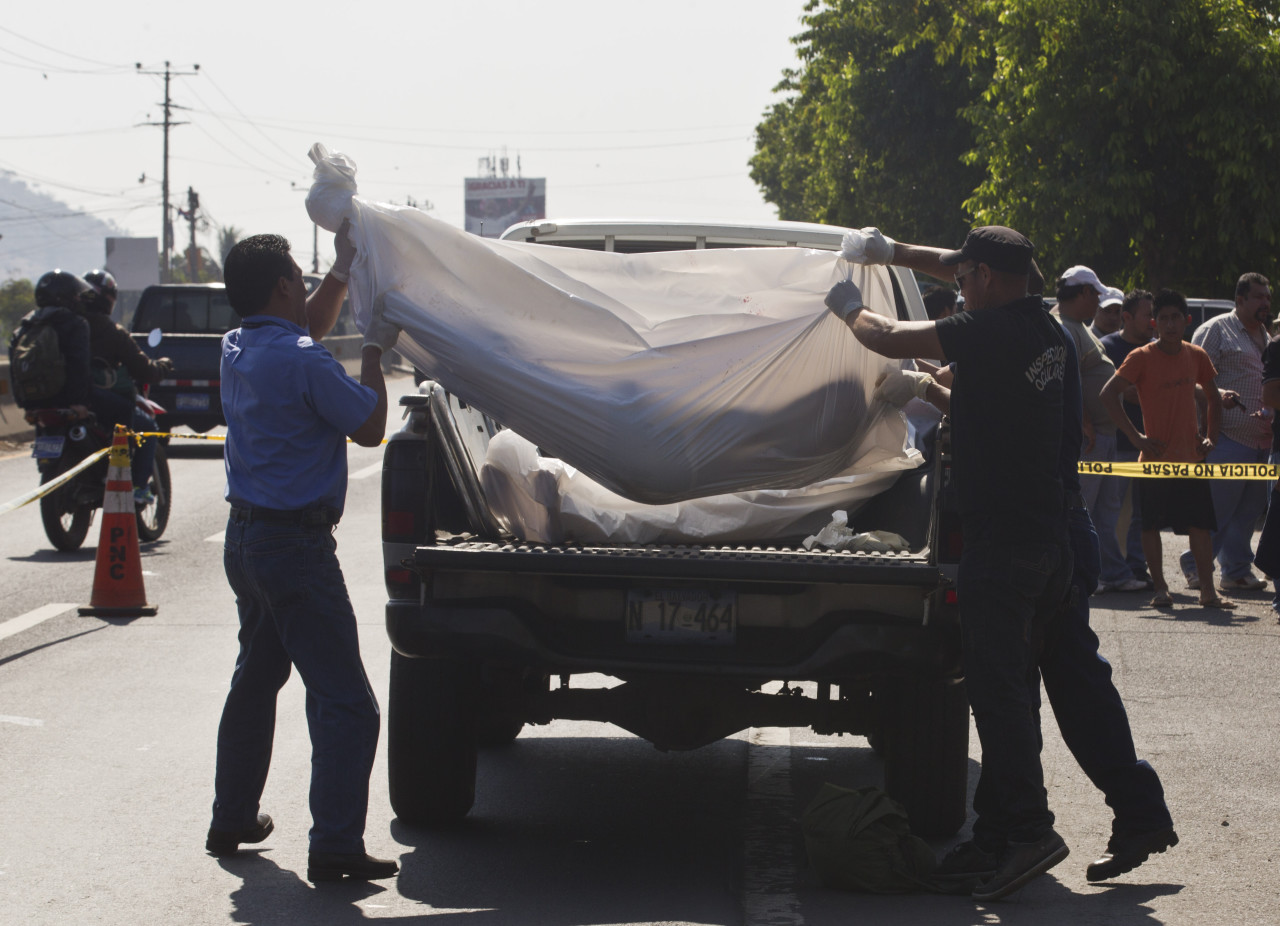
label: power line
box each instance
[0,48,129,76]
[0,26,127,69]
[179,110,749,152]
[0,160,153,202]
[188,108,752,138]
[202,71,303,166]
[0,126,135,141]
[183,84,300,175]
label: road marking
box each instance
[205,531,225,543]
[0,715,44,727]
[0,603,77,643]
[743,726,805,926]
[351,460,382,480]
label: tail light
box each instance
[382,434,432,599]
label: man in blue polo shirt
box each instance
[205,226,402,883]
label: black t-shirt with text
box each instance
[1263,336,1280,455]
[935,295,1068,544]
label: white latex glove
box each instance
[873,369,932,407]
[825,280,865,321]
[330,218,356,282]
[362,305,401,354]
[840,227,896,265]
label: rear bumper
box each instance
[386,597,961,682]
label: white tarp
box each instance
[305,144,922,539]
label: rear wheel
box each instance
[136,445,171,542]
[39,463,93,552]
[388,651,479,826]
[879,675,970,837]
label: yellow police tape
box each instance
[1,429,387,516]
[1079,461,1279,480]
[5,430,1273,519]
[0,446,112,516]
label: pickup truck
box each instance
[130,283,235,432]
[381,219,969,837]
[129,276,362,432]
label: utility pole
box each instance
[137,61,199,282]
[180,187,201,281]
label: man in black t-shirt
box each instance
[1255,336,1280,613]
[827,226,1072,901]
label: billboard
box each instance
[105,237,160,290]
[465,177,545,238]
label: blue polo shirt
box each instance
[221,315,376,515]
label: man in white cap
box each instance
[1054,267,1147,593]
[1092,286,1125,339]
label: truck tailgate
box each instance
[414,541,942,587]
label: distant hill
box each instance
[0,172,127,283]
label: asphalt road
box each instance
[1,377,1278,925]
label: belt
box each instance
[229,505,340,527]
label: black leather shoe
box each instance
[933,840,1000,893]
[971,830,1069,902]
[1086,826,1178,882]
[307,852,400,882]
[206,813,274,857]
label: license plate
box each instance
[175,393,211,411]
[32,436,66,459]
[626,589,737,645]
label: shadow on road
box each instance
[218,853,397,925]
[0,624,106,668]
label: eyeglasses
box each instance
[954,265,978,288]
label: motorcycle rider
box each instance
[81,270,174,504]
[10,270,93,417]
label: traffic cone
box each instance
[79,425,158,617]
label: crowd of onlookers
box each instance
[923,268,1276,613]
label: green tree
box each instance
[217,225,242,267]
[751,0,984,247]
[0,278,36,341]
[963,0,1280,292]
[754,0,1280,293]
[163,247,222,284]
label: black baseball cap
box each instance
[939,226,1034,275]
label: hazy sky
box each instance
[2,1,812,272]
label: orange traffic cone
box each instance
[79,425,158,617]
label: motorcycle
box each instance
[27,396,172,552]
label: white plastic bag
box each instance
[306,143,919,506]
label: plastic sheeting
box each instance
[305,144,922,521]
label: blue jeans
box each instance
[959,535,1072,849]
[89,387,156,489]
[1114,449,1148,578]
[1042,508,1173,835]
[212,517,381,854]
[1081,431,1133,585]
[1179,435,1269,581]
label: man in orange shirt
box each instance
[1100,290,1233,609]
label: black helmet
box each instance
[83,268,119,314]
[35,269,94,310]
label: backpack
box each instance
[8,305,70,408]
[801,783,942,893]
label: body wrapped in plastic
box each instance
[305,144,923,541]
